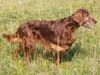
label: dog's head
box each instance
[72,8,97,28]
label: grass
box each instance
[0,0,100,75]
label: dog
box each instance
[2,8,97,65]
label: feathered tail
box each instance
[2,33,19,43]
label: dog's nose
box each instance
[94,20,97,24]
[95,21,97,23]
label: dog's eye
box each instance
[84,14,89,17]
[84,16,89,21]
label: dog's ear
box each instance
[72,9,89,25]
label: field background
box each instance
[0,0,100,75]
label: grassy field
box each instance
[0,0,100,75]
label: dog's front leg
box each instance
[55,51,60,65]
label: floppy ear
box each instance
[72,9,89,25]
[72,11,85,25]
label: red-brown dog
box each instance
[2,8,97,65]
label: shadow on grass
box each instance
[42,42,83,63]
[61,43,82,62]
[19,42,83,63]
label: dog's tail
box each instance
[2,33,19,43]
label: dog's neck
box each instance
[62,16,80,33]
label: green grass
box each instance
[0,0,100,75]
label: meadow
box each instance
[0,0,100,75]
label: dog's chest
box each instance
[60,30,75,46]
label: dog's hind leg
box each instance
[13,42,24,60]
[24,44,34,62]
[24,37,36,62]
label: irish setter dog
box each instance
[2,8,97,65]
